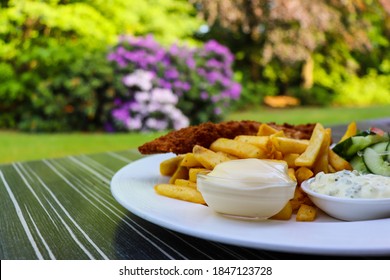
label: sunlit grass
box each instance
[228,105,390,125]
[0,131,164,164]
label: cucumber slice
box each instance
[332,133,389,160]
[347,135,388,157]
[363,146,390,176]
[350,155,369,173]
[369,141,390,162]
[371,142,389,156]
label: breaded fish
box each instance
[138,120,315,155]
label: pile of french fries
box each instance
[155,122,353,222]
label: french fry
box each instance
[192,145,231,169]
[290,200,301,212]
[301,195,315,207]
[295,167,314,185]
[339,121,357,142]
[328,149,353,171]
[168,165,188,184]
[272,137,309,155]
[174,179,197,189]
[181,153,202,167]
[296,204,317,221]
[290,186,306,211]
[188,167,210,182]
[328,163,336,173]
[295,123,326,167]
[270,201,293,220]
[312,128,331,174]
[257,123,280,136]
[159,155,184,176]
[272,150,283,160]
[283,153,300,168]
[287,168,297,181]
[210,138,268,159]
[154,184,206,204]
[234,135,270,150]
[269,130,285,139]
[293,186,306,200]
[216,151,239,160]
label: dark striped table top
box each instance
[1,119,389,260]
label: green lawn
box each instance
[228,105,390,125]
[1,105,389,164]
[0,131,164,164]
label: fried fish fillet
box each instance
[138,120,315,155]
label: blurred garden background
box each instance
[1,0,390,163]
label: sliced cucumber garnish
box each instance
[332,133,389,160]
[347,134,388,157]
[371,141,389,156]
[387,142,390,162]
[350,155,369,173]
[363,143,390,176]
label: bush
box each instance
[289,86,334,106]
[17,47,115,132]
[0,0,203,132]
[107,35,241,130]
[231,72,279,109]
[0,37,115,132]
[107,69,189,132]
[333,70,390,106]
[0,1,118,131]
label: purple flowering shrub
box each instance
[107,35,241,131]
[108,70,189,132]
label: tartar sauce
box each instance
[207,158,295,188]
[309,170,390,199]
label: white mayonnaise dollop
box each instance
[197,159,296,219]
[206,158,295,188]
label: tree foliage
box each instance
[195,0,372,61]
[0,0,203,131]
[193,0,390,105]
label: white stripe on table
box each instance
[0,171,44,260]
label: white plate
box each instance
[111,154,390,256]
